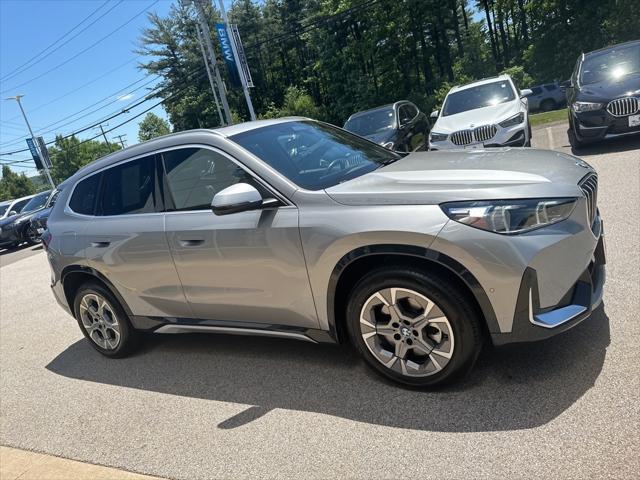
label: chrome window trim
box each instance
[64,143,294,218]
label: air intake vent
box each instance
[607,97,639,117]
[579,173,598,231]
[474,124,497,142]
[450,129,473,146]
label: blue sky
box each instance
[0,0,179,175]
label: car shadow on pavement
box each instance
[570,131,640,156]
[46,304,610,433]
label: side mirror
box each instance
[430,110,439,119]
[211,183,264,216]
[520,88,533,97]
[9,210,17,216]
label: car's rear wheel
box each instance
[73,282,139,358]
[346,267,483,387]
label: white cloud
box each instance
[116,93,134,101]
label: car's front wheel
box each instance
[23,224,40,246]
[73,282,139,358]
[346,267,483,387]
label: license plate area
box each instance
[629,114,640,127]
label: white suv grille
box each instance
[474,124,497,142]
[606,97,639,117]
[450,129,473,146]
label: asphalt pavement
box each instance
[1,123,639,479]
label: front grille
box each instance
[474,124,497,142]
[450,129,473,145]
[607,97,639,117]
[579,173,598,230]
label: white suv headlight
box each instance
[441,198,577,234]
[499,112,525,128]
[572,101,603,113]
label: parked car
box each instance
[0,190,51,248]
[526,81,566,112]
[563,39,640,148]
[344,101,430,152]
[0,194,36,220]
[29,188,62,238]
[429,74,533,150]
[45,118,605,387]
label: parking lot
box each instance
[1,123,639,479]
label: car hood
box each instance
[0,209,41,228]
[577,74,640,102]
[325,149,594,205]
[362,130,396,145]
[433,101,520,133]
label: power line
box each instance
[0,74,160,149]
[1,56,143,126]
[0,0,159,94]
[0,67,205,157]
[0,0,114,82]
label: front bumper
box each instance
[491,227,606,345]
[572,109,640,142]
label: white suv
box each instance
[429,75,533,150]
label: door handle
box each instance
[90,241,110,248]
[178,239,204,247]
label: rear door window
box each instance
[69,174,101,215]
[98,155,157,216]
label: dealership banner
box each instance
[215,23,241,87]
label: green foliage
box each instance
[501,65,534,89]
[0,166,36,201]
[48,135,119,184]
[138,112,171,142]
[136,0,638,129]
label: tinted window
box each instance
[162,148,258,211]
[399,105,415,123]
[22,191,50,212]
[70,174,101,215]
[442,80,516,116]
[543,84,557,91]
[231,121,400,190]
[0,204,8,216]
[13,199,29,213]
[344,107,395,136]
[99,155,156,216]
[530,86,543,95]
[580,43,640,85]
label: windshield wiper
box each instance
[377,155,404,168]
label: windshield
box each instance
[231,121,401,190]
[442,80,516,116]
[344,107,395,136]
[580,43,640,85]
[0,204,9,216]
[21,191,50,213]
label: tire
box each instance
[73,282,139,358]
[524,122,532,147]
[23,224,40,246]
[346,267,483,387]
[568,118,584,149]
[540,99,556,112]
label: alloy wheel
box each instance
[79,293,121,350]
[26,225,40,244]
[359,287,455,377]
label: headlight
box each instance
[572,101,603,113]
[382,141,394,149]
[430,132,448,142]
[499,112,524,128]
[440,198,577,234]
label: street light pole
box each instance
[216,0,256,121]
[5,95,55,189]
[195,21,226,126]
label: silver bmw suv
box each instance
[44,118,606,387]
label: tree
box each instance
[138,112,171,142]
[0,166,36,201]
[48,135,118,184]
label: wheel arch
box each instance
[61,265,133,318]
[327,245,499,343]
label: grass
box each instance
[529,108,568,127]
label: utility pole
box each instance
[113,134,127,148]
[5,95,55,189]
[97,124,113,151]
[216,0,256,121]
[195,21,225,126]
[192,0,233,125]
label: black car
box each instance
[30,188,61,238]
[564,40,640,148]
[344,101,430,152]
[0,190,51,248]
